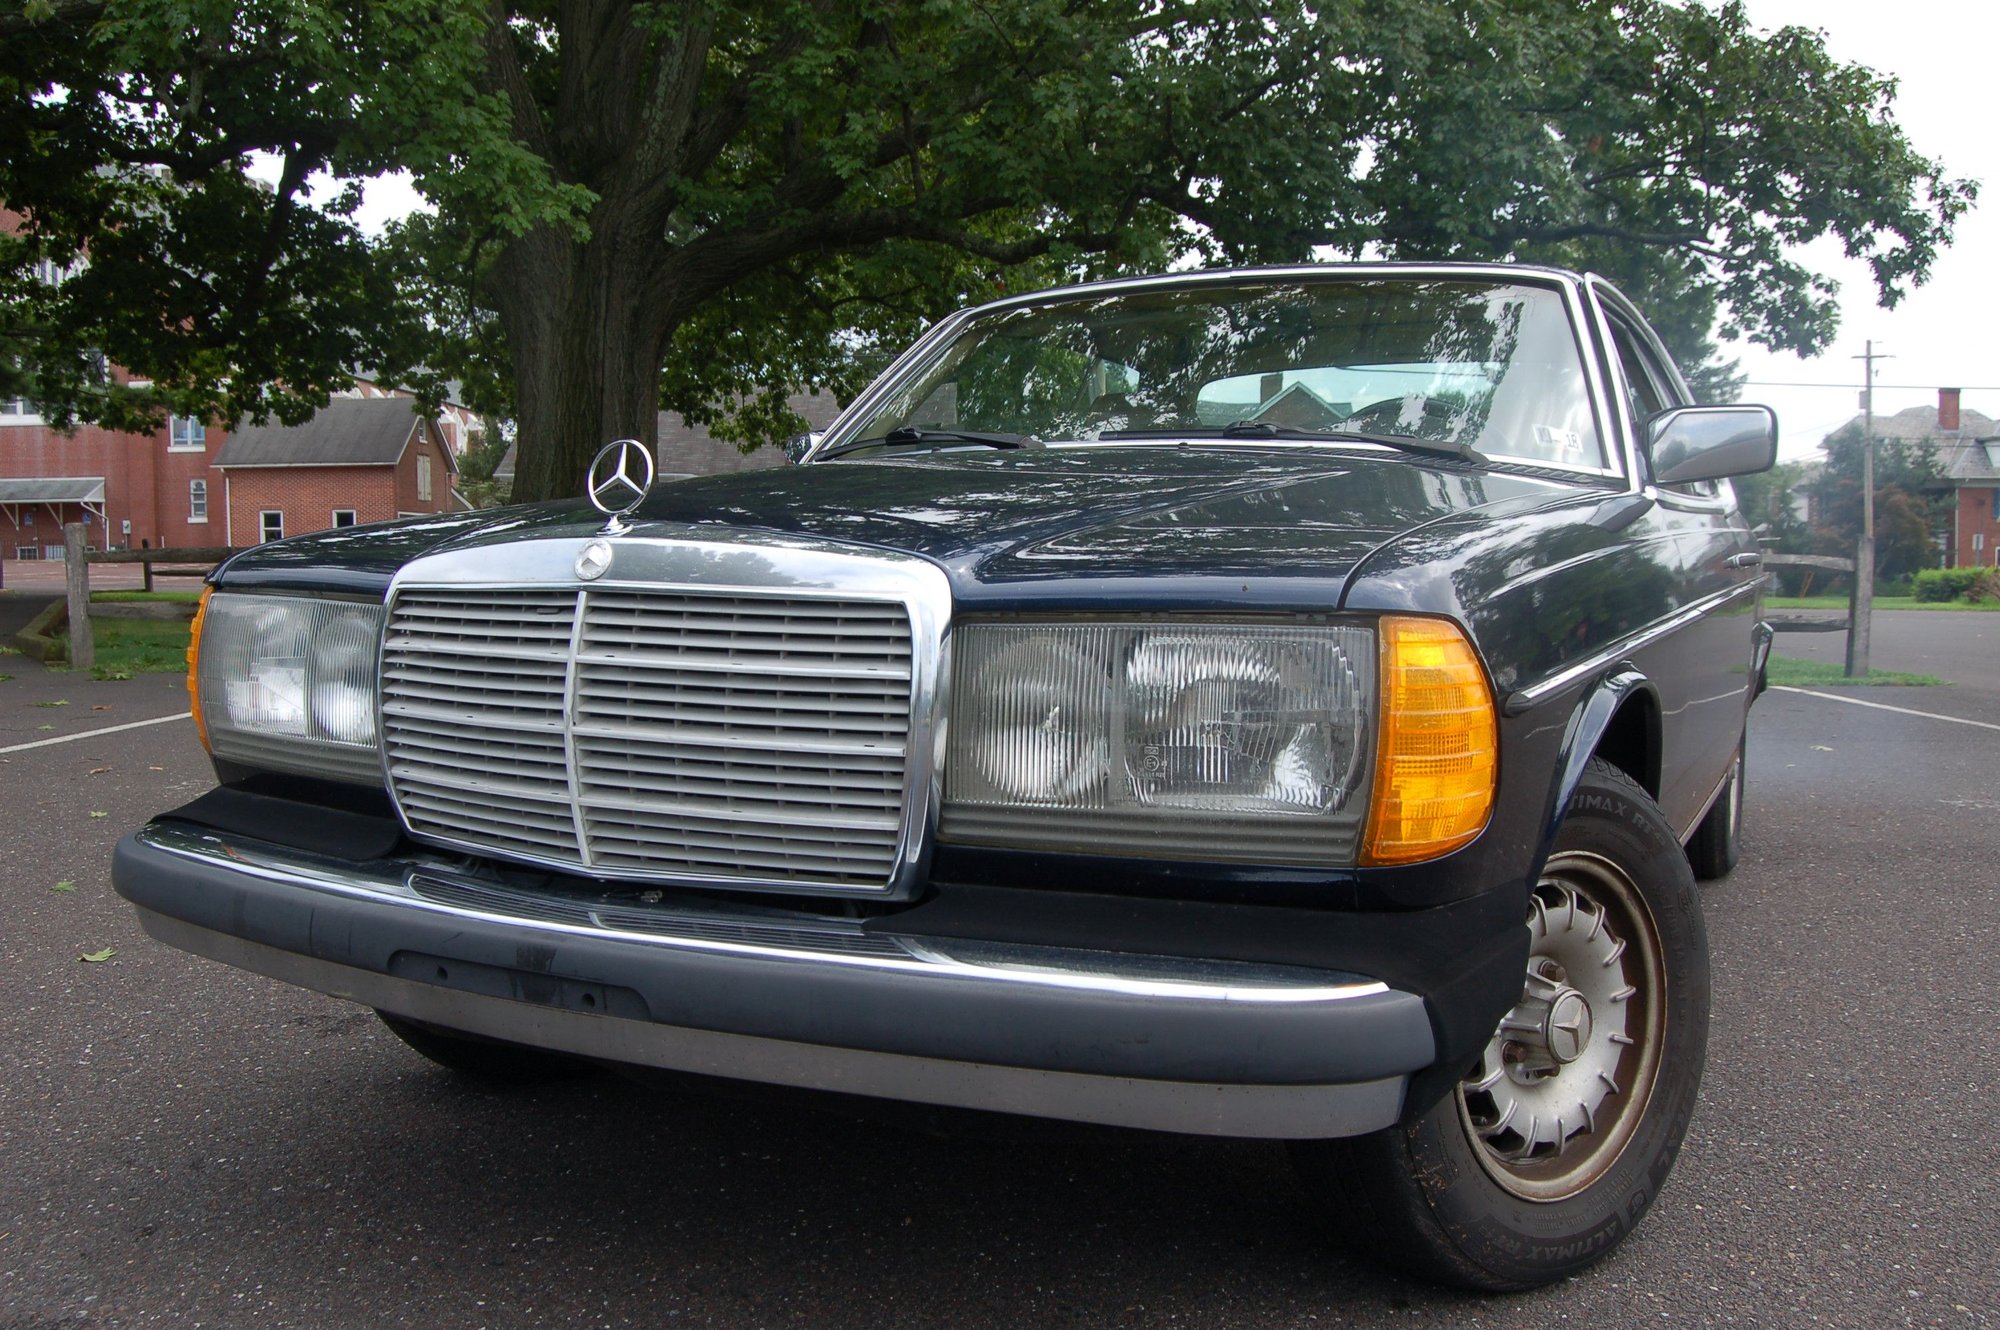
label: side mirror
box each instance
[1646,405,1778,485]
[784,431,822,464]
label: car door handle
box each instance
[1725,552,1762,569]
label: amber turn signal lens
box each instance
[187,585,212,752]
[1362,616,1497,865]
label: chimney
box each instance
[1939,387,1961,432]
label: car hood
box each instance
[216,448,1601,613]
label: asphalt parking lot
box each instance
[3,595,1996,1328]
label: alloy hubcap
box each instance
[1459,852,1665,1201]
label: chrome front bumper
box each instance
[114,821,1437,1139]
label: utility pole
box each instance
[1846,341,1888,678]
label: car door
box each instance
[1595,293,1764,836]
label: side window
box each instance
[1606,320,1668,436]
[260,510,284,543]
[1608,314,1716,497]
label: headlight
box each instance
[943,622,1375,865]
[193,592,386,784]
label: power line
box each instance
[1741,379,2000,391]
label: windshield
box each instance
[836,278,1607,469]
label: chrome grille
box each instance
[381,584,916,890]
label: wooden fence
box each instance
[1761,552,1856,634]
[87,544,240,591]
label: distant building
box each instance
[213,397,461,545]
[656,389,840,479]
[492,389,842,497]
[2,204,472,565]
[1,396,222,559]
[1824,388,2000,569]
[342,377,486,459]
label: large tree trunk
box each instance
[499,220,674,504]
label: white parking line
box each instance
[1772,686,2000,734]
[0,712,191,755]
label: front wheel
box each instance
[1293,759,1710,1290]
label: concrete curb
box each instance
[15,598,67,663]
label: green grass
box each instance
[90,589,204,604]
[1767,655,1941,687]
[1767,594,2000,612]
[69,616,193,679]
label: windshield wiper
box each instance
[1097,419,1487,462]
[817,426,1041,461]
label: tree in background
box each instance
[1,0,1976,500]
[1808,423,1948,582]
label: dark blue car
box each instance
[116,264,1776,1290]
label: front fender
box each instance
[1534,669,1661,874]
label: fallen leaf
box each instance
[50,880,77,893]
[33,699,69,708]
[36,725,54,731]
[91,704,111,711]
[1811,744,1834,752]
[79,948,116,963]
[87,767,111,775]
[89,811,108,819]
[147,766,163,771]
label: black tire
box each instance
[376,1011,597,1085]
[1292,758,1710,1291]
[1686,737,1745,880]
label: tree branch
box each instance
[0,0,105,38]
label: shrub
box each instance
[1911,567,2000,602]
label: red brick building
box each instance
[4,206,469,570]
[1,393,460,569]
[0,399,221,559]
[1925,391,2000,570]
[212,397,459,545]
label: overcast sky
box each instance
[328,2,1988,459]
[1732,0,1995,458]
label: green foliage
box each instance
[2,0,1975,498]
[452,424,515,508]
[1809,422,1949,580]
[75,615,193,675]
[1911,567,2000,603]
[1765,655,1940,687]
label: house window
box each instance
[417,453,433,501]
[1976,533,1986,554]
[189,479,208,523]
[332,509,356,527]
[1991,489,1999,521]
[260,510,284,543]
[1,396,30,417]
[169,416,206,449]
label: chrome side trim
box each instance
[134,823,1390,1004]
[133,907,1408,1139]
[1504,578,1764,716]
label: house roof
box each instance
[1830,402,1997,446]
[215,397,452,469]
[491,390,842,489]
[657,389,840,478]
[0,476,105,504]
[1828,402,2000,486]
